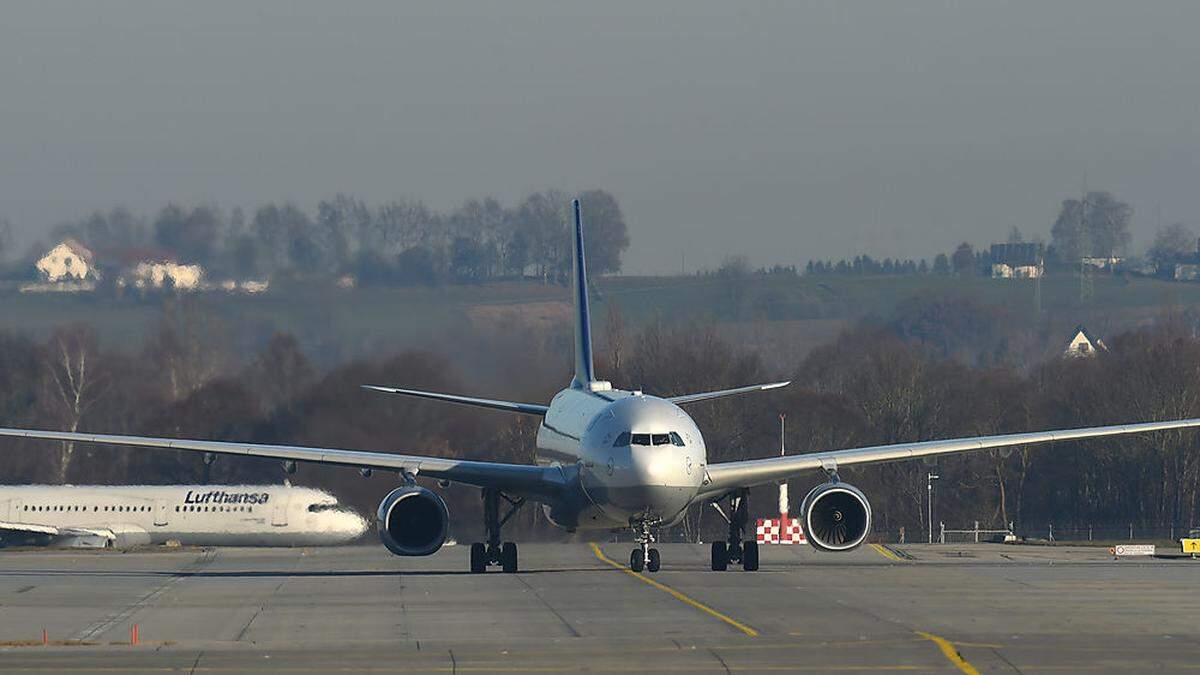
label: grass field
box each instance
[0,272,1196,364]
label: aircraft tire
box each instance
[630,548,645,572]
[742,540,759,571]
[711,541,728,571]
[647,548,661,572]
[470,542,487,573]
[501,542,518,573]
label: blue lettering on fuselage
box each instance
[183,490,270,505]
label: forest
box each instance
[11,189,630,285]
[2,292,1199,544]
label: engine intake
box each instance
[376,486,449,556]
[800,482,872,552]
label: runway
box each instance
[0,542,1197,672]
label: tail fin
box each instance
[571,199,596,389]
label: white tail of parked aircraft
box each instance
[3,199,1200,573]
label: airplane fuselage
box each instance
[0,485,367,548]
[536,385,707,531]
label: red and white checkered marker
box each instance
[756,517,807,544]
[756,414,808,544]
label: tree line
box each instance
[803,189,1149,279]
[22,189,629,285]
[3,296,1200,542]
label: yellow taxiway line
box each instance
[915,631,980,675]
[589,543,759,638]
[869,543,906,562]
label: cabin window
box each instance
[669,432,686,447]
[613,432,631,447]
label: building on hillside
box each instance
[22,239,100,292]
[1154,239,1200,281]
[35,239,98,283]
[990,242,1043,279]
[1080,255,1123,272]
[1064,324,1107,358]
[125,260,205,291]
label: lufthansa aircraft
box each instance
[2,200,1199,573]
[0,484,366,548]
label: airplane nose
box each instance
[630,447,693,487]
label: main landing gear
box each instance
[629,520,661,573]
[470,489,525,573]
[710,490,759,572]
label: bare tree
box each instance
[1148,222,1196,264]
[41,326,108,483]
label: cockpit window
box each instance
[307,503,339,513]
[621,431,687,447]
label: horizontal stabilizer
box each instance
[362,385,549,416]
[668,381,791,406]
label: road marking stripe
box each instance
[588,543,759,638]
[869,544,905,562]
[915,631,980,675]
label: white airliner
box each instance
[0,484,366,549]
[2,199,1199,573]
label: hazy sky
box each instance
[2,2,1198,273]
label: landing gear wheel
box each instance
[711,541,728,571]
[741,540,759,572]
[647,548,661,573]
[470,542,487,573]
[501,541,518,573]
[630,548,645,572]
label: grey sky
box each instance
[2,2,1197,273]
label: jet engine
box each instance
[800,482,872,552]
[376,486,449,556]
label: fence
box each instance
[871,522,1198,544]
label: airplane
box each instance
[0,484,367,549]
[2,199,1200,573]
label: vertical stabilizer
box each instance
[571,199,596,388]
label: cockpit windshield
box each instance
[307,502,340,513]
[614,431,687,447]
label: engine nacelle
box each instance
[800,482,872,552]
[376,486,449,556]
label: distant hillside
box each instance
[0,273,1196,367]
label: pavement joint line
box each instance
[915,631,980,675]
[869,544,906,563]
[588,543,759,638]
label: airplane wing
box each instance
[0,428,568,498]
[0,520,61,537]
[701,417,1200,498]
[667,381,791,406]
[361,385,550,416]
[0,521,129,548]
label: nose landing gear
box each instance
[629,520,661,573]
[709,490,759,572]
[469,489,525,573]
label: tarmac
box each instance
[0,541,1197,673]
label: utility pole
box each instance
[927,472,940,544]
[778,414,789,521]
